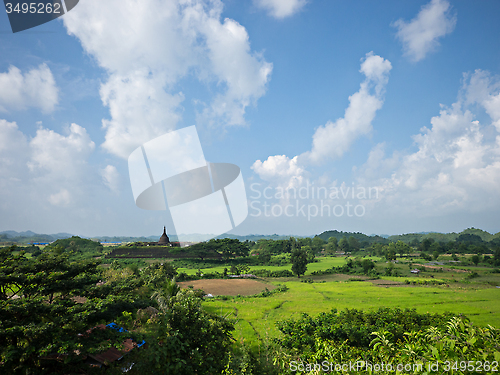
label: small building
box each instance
[410,269,420,274]
[158,226,170,245]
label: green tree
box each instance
[420,238,434,252]
[395,240,411,257]
[134,289,234,375]
[181,241,215,260]
[348,236,360,251]
[301,245,315,263]
[338,237,349,253]
[325,237,338,255]
[385,243,397,261]
[258,249,272,264]
[471,254,481,266]
[213,238,249,261]
[141,262,177,290]
[312,236,325,253]
[0,246,141,373]
[290,247,308,278]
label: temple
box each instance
[158,226,170,245]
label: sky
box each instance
[0,0,499,238]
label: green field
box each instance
[184,255,500,348]
[175,256,374,275]
[203,277,500,346]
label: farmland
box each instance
[3,229,500,374]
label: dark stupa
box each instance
[158,226,170,245]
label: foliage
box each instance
[252,269,294,278]
[316,230,388,245]
[131,289,234,374]
[0,246,143,374]
[44,236,103,258]
[274,307,455,355]
[274,316,500,374]
[140,262,177,290]
[291,248,308,278]
[311,257,376,276]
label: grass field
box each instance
[170,256,500,348]
[201,277,500,346]
[175,256,371,276]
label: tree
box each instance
[471,254,481,266]
[134,289,234,375]
[0,246,142,373]
[338,237,350,253]
[348,236,360,251]
[301,245,315,263]
[361,259,375,273]
[211,238,249,261]
[290,247,308,278]
[395,241,411,257]
[141,262,177,290]
[325,237,338,255]
[181,241,215,260]
[421,238,434,252]
[258,249,272,264]
[494,247,500,266]
[312,236,325,254]
[385,243,397,261]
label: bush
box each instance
[274,307,455,352]
[252,269,294,278]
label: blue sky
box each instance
[0,0,499,238]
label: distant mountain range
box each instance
[0,230,300,244]
[1,227,499,245]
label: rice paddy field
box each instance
[176,256,500,346]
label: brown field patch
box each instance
[177,279,275,296]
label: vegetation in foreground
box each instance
[2,227,500,374]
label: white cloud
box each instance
[463,70,500,132]
[100,165,120,192]
[63,0,272,159]
[254,0,307,19]
[303,52,391,164]
[28,123,95,180]
[0,120,29,181]
[251,155,305,188]
[99,71,184,158]
[0,64,59,113]
[357,70,500,217]
[49,189,72,207]
[393,0,456,62]
[252,52,391,189]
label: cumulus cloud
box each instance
[100,165,120,193]
[63,0,272,159]
[393,0,456,62]
[28,123,95,179]
[357,70,500,217]
[0,120,101,219]
[49,188,72,207]
[0,64,59,113]
[303,52,392,164]
[254,0,307,19]
[252,52,391,188]
[0,120,29,181]
[251,155,305,188]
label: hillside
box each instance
[388,227,500,243]
[316,230,388,244]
